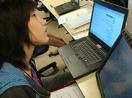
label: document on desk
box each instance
[72,29,89,40]
[50,83,84,98]
[52,0,70,7]
[58,8,92,29]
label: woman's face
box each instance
[28,10,49,45]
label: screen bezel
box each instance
[88,0,128,51]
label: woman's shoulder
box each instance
[0,62,50,98]
[0,62,30,95]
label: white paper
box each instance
[57,16,67,25]
[53,0,71,7]
[72,29,88,40]
[57,8,91,28]
[50,84,84,98]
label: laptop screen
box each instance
[90,2,126,47]
[98,31,132,98]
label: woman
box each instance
[0,0,73,98]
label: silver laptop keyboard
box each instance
[70,39,106,65]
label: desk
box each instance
[76,72,101,98]
[41,0,92,40]
[41,0,70,19]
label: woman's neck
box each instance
[24,45,35,66]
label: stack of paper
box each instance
[51,83,84,98]
[58,8,92,29]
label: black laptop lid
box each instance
[96,30,132,98]
[55,1,79,15]
[89,0,128,50]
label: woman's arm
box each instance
[46,34,66,47]
[1,86,36,98]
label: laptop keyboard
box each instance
[70,39,106,65]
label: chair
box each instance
[31,45,59,77]
[34,0,55,21]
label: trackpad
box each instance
[68,55,80,64]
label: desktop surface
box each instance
[41,0,92,40]
[76,72,101,98]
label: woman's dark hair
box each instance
[0,0,36,69]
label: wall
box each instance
[126,0,132,33]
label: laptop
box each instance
[96,30,132,98]
[58,0,128,79]
[51,30,132,98]
[55,1,80,15]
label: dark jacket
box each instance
[0,62,50,98]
